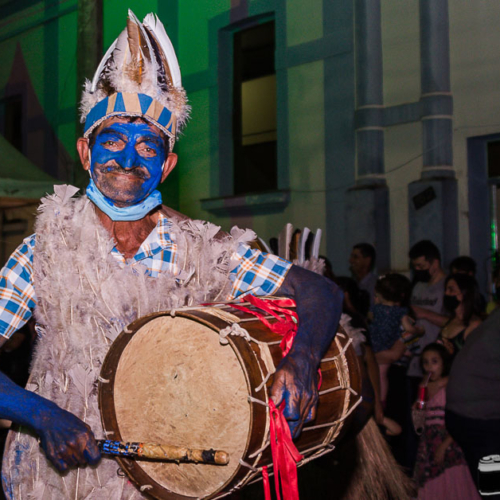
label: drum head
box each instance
[108,316,251,498]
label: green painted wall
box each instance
[286,0,323,46]
[0,0,79,180]
[174,0,335,262]
[0,0,356,269]
[178,1,228,76]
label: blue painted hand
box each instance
[0,372,101,472]
[34,402,101,472]
[270,349,319,438]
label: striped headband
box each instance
[83,92,177,145]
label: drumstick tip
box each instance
[202,449,230,465]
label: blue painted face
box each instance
[90,122,167,206]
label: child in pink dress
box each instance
[413,343,480,499]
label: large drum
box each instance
[99,300,362,499]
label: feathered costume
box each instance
[2,189,255,499]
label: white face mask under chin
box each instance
[85,148,164,221]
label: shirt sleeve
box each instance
[0,235,37,344]
[227,243,292,300]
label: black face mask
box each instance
[414,269,431,283]
[443,294,460,312]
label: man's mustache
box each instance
[97,162,150,179]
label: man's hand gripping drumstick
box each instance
[0,371,101,472]
[270,266,343,438]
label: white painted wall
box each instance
[384,122,422,272]
[449,1,500,255]
[381,0,420,107]
[379,0,500,272]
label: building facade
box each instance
[1,0,499,293]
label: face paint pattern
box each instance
[90,122,167,207]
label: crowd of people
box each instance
[332,239,500,499]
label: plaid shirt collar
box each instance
[110,212,172,265]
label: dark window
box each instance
[1,96,23,153]
[233,21,277,195]
[487,140,500,265]
[488,140,500,179]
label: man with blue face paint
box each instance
[0,12,343,499]
[85,120,171,220]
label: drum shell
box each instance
[99,304,362,500]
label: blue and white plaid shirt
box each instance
[0,213,291,343]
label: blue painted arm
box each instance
[270,264,343,437]
[0,371,100,471]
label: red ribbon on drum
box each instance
[228,295,320,500]
[230,295,323,388]
[262,400,303,500]
[229,295,298,355]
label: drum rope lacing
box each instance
[209,297,363,500]
[219,323,252,344]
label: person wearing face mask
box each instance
[0,12,344,499]
[438,274,482,359]
[408,240,448,379]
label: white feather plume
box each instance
[90,39,118,93]
[143,12,182,87]
[4,191,250,499]
[80,10,190,137]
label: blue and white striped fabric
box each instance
[84,92,176,140]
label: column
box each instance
[346,0,390,272]
[408,0,458,266]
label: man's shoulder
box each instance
[159,206,229,239]
[159,205,191,223]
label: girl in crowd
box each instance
[369,274,423,405]
[439,274,482,358]
[413,343,479,499]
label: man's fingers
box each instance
[288,420,300,438]
[305,404,316,423]
[292,385,319,438]
[282,390,301,421]
[41,429,100,471]
[84,438,101,465]
[292,396,316,438]
[269,371,286,408]
[53,459,69,473]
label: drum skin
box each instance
[98,302,362,500]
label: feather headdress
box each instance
[80,10,189,149]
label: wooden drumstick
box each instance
[97,440,229,465]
